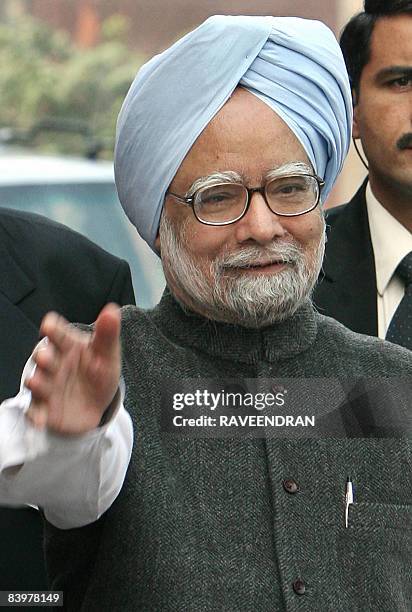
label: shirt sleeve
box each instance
[0,342,133,529]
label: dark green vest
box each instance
[45,290,412,611]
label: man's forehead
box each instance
[368,14,412,70]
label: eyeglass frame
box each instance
[166,173,325,226]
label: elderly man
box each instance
[0,15,411,612]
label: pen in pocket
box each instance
[344,477,354,528]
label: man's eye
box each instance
[202,193,232,204]
[387,76,412,88]
[198,192,238,209]
[269,183,306,197]
[279,185,304,194]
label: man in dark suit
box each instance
[314,0,412,346]
[0,207,135,592]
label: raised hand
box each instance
[25,303,121,435]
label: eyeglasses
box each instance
[167,173,325,226]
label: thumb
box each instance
[91,303,121,360]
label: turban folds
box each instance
[115,15,352,252]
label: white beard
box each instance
[159,213,325,328]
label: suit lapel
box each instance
[0,225,38,401]
[315,180,378,336]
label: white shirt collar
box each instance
[366,182,412,296]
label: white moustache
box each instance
[217,242,302,269]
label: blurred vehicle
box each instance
[0,149,165,308]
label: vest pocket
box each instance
[347,502,411,530]
[336,503,411,610]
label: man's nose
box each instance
[234,191,288,245]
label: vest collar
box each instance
[150,287,318,364]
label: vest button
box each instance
[292,578,306,596]
[283,478,299,494]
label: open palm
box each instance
[25,304,121,435]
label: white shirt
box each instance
[0,343,133,529]
[366,183,412,339]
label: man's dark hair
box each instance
[340,0,412,96]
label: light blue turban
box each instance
[115,15,352,252]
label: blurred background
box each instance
[0,0,365,306]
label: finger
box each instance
[25,369,55,402]
[26,401,48,430]
[39,312,73,354]
[33,343,60,376]
[91,303,121,360]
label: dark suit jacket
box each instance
[313,179,378,336]
[0,207,135,593]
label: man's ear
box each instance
[154,233,161,255]
[352,88,361,139]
